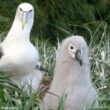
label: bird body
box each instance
[12,69,43,93]
[43,35,99,110]
[0,40,38,75]
[0,3,43,92]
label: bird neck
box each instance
[4,18,31,42]
[55,58,92,86]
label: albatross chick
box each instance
[43,35,99,110]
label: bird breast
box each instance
[0,42,38,74]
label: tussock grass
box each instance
[0,25,110,109]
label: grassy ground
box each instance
[0,24,110,110]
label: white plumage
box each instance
[43,35,99,110]
[0,3,43,92]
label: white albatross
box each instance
[0,3,43,93]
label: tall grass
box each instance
[0,25,110,109]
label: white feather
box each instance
[0,3,43,92]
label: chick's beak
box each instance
[75,49,82,66]
[36,65,48,72]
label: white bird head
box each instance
[16,3,34,30]
[61,35,88,66]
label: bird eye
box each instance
[20,8,23,11]
[70,46,74,49]
[68,44,75,52]
[29,9,32,12]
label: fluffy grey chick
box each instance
[43,35,99,110]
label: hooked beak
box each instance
[22,12,27,29]
[75,49,82,66]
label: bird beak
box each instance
[22,12,27,29]
[36,65,48,72]
[75,49,82,66]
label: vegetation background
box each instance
[0,0,110,110]
[0,0,110,43]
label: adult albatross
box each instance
[0,3,43,93]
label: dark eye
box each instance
[68,44,75,50]
[20,8,23,11]
[70,46,74,49]
[29,9,32,12]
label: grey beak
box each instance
[36,65,48,72]
[75,49,82,66]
